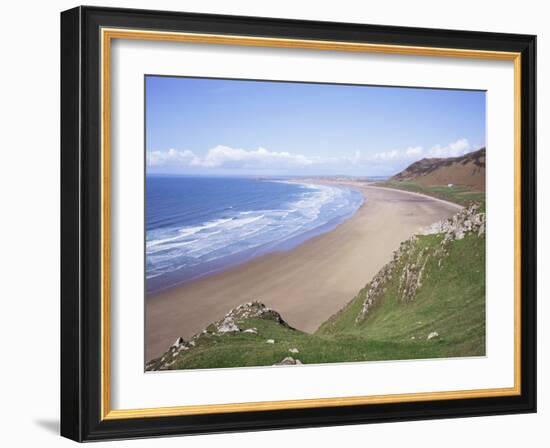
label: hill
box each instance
[391,148,485,191]
[146,204,486,371]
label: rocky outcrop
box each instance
[221,301,293,328]
[397,237,430,303]
[420,203,486,242]
[356,204,485,322]
[146,301,293,371]
[201,301,292,336]
[273,357,302,366]
[355,256,398,322]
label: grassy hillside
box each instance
[390,148,485,191]
[147,205,486,371]
[379,180,486,210]
[319,232,485,359]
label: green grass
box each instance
[162,231,486,370]
[319,234,485,358]
[378,180,485,210]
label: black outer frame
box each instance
[60,5,537,442]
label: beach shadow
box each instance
[34,418,59,435]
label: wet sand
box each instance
[146,185,460,361]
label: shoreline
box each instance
[146,180,364,295]
[146,184,460,361]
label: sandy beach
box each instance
[146,184,461,361]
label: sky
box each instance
[145,76,486,177]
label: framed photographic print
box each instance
[60,6,536,442]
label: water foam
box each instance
[146,181,363,287]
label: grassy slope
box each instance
[378,180,485,210]
[319,233,485,358]
[165,230,485,370]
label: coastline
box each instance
[145,184,460,361]
[146,179,363,295]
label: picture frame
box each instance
[60,5,536,442]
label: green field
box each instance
[150,223,486,371]
[378,180,485,210]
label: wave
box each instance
[146,181,363,290]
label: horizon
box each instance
[146,76,486,177]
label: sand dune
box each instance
[145,185,461,361]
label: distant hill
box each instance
[391,148,485,191]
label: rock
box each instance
[288,348,299,354]
[356,260,398,322]
[398,248,430,303]
[273,356,302,366]
[411,336,416,340]
[216,316,240,334]
[419,203,485,243]
[427,331,439,340]
[171,337,185,348]
[213,302,292,335]
[147,301,295,371]
[223,301,292,328]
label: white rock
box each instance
[273,356,302,366]
[427,331,439,340]
[266,339,275,344]
[411,336,416,340]
[289,348,299,354]
[216,316,240,334]
[243,328,258,334]
[171,337,185,348]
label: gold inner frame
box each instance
[100,27,522,420]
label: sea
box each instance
[145,176,364,294]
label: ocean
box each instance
[145,176,363,294]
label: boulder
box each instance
[171,337,185,348]
[274,357,303,366]
[216,316,240,334]
[427,331,439,340]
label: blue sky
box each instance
[146,76,486,176]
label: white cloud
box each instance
[147,138,477,174]
[147,145,315,170]
[147,148,199,167]
[405,146,423,157]
[368,139,473,165]
[429,138,471,157]
[371,146,423,162]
